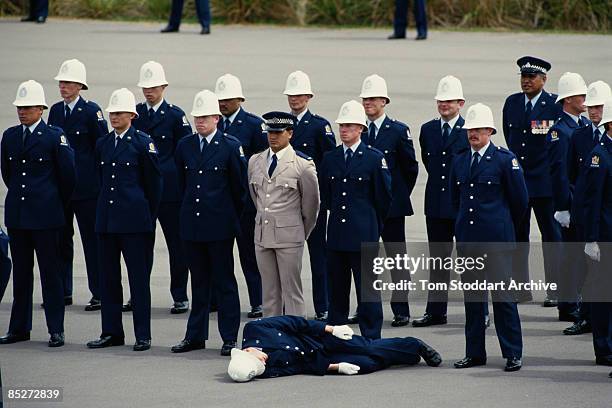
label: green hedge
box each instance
[1,0,610,31]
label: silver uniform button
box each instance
[470,183,474,187]
[343,178,347,182]
[112,163,116,166]
[196,212,200,216]
[22,172,26,176]
[469,195,474,199]
[341,219,346,223]
[21,197,24,201]
[441,176,445,179]
[199,170,203,174]
[441,188,445,191]
[341,205,346,210]
[469,208,473,212]
[110,187,114,191]
[22,159,25,163]
[109,200,113,204]
[469,220,474,225]
[197,185,200,189]
[264,220,269,224]
[266,194,270,198]
[196,199,200,202]
[342,192,347,196]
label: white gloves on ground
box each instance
[332,325,354,340]
[554,211,571,228]
[338,363,361,375]
[584,242,600,262]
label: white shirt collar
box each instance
[294,109,308,122]
[470,141,490,157]
[441,114,460,131]
[366,114,386,133]
[525,91,542,107]
[147,99,164,112]
[343,140,361,154]
[223,107,241,124]
[564,111,582,125]
[114,128,129,139]
[593,123,604,136]
[23,118,42,134]
[199,129,217,144]
[268,144,290,162]
[65,95,80,112]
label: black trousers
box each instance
[424,217,455,317]
[7,228,64,334]
[381,216,410,318]
[156,201,189,302]
[307,211,329,314]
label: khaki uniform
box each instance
[248,145,319,317]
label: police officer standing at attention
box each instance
[132,61,193,315]
[414,75,469,327]
[502,56,562,306]
[450,103,528,372]
[547,72,592,326]
[215,73,268,319]
[0,80,76,347]
[48,59,108,312]
[582,99,612,369]
[87,88,162,352]
[161,0,211,34]
[388,0,427,40]
[360,74,419,327]
[321,100,392,340]
[171,90,246,356]
[562,81,611,336]
[248,111,320,317]
[283,71,336,321]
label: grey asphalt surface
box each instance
[0,18,611,408]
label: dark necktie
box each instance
[369,122,376,143]
[114,135,121,149]
[525,100,533,124]
[65,104,71,121]
[148,108,155,120]
[23,128,31,146]
[223,118,231,132]
[345,149,353,168]
[200,137,208,156]
[470,151,480,176]
[594,128,601,143]
[442,122,450,146]
[268,153,277,177]
[577,117,584,127]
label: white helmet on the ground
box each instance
[215,74,245,101]
[336,100,367,127]
[227,348,266,382]
[13,80,48,109]
[463,103,497,134]
[105,88,138,117]
[556,72,588,103]
[54,59,89,89]
[283,70,314,96]
[585,81,611,107]
[434,75,464,101]
[191,90,221,117]
[359,74,390,103]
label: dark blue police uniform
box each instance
[1,121,75,336]
[48,96,108,302]
[362,115,418,320]
[133,100,192,304]
[290,110,336,316]
[94,127,162,342]
[174,130,247,344]
[502,89,563,300]
[320,142,392,339]
[450,142,527,361]
[167,0,210,30]
[241,316,424,377]
[418,115,469,319]
[391,0,427,39]
[218,108,268,311]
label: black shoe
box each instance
[0,332,30,344]
[418,340,442,367]
[133,339,151,351]
[209,304,218,313]
[48,333,64,347]
[387,33,406,39]
[170,301,189,314]
[36,16,46,24]
[84,298,101,311]
[64,296,73,306]
[415,34,427,40]
[454,356,486,369]
[609,371,612,378]
[347,312,359,324]
[171,339,206,353]
[247,305,263,318]
[221,341,236,356]
[122,300,132,312]
[542,297,558,307]
[485,315,491,328]
[160,25,179,33]
[595,355,612,366]
[200,26,210,35]
[87,335,125,349]
[559,311,579,322]
[391,315,410,327]
[412,314,447,327]
[21,16,36,22]
[504,357,522,372]
[314,311,328,322]
[563,320,591,335]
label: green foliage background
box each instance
[1,0,610,31]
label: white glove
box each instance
[338,363,360,375]
[584,242,600,262]
[554,211,571,228]
[332,325,354,340]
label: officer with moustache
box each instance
[283,71,336,321]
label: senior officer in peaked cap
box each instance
[359,74,419,327]
[0,80,76,347]
[283,71,336,321]
[249,111,319,317]
[502,56,563,306]
[171,90,247,356]
[561,81,612,336]
[132,61,193,315]
[582,99,612,369]
[215,74,268,318]
[414,75,470,327]
[48,59,108,312]
[320,100,392,340]
[86,88,162,352]
[450,103,528,372]
[547,72,592,328]
[226,315,441,381]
